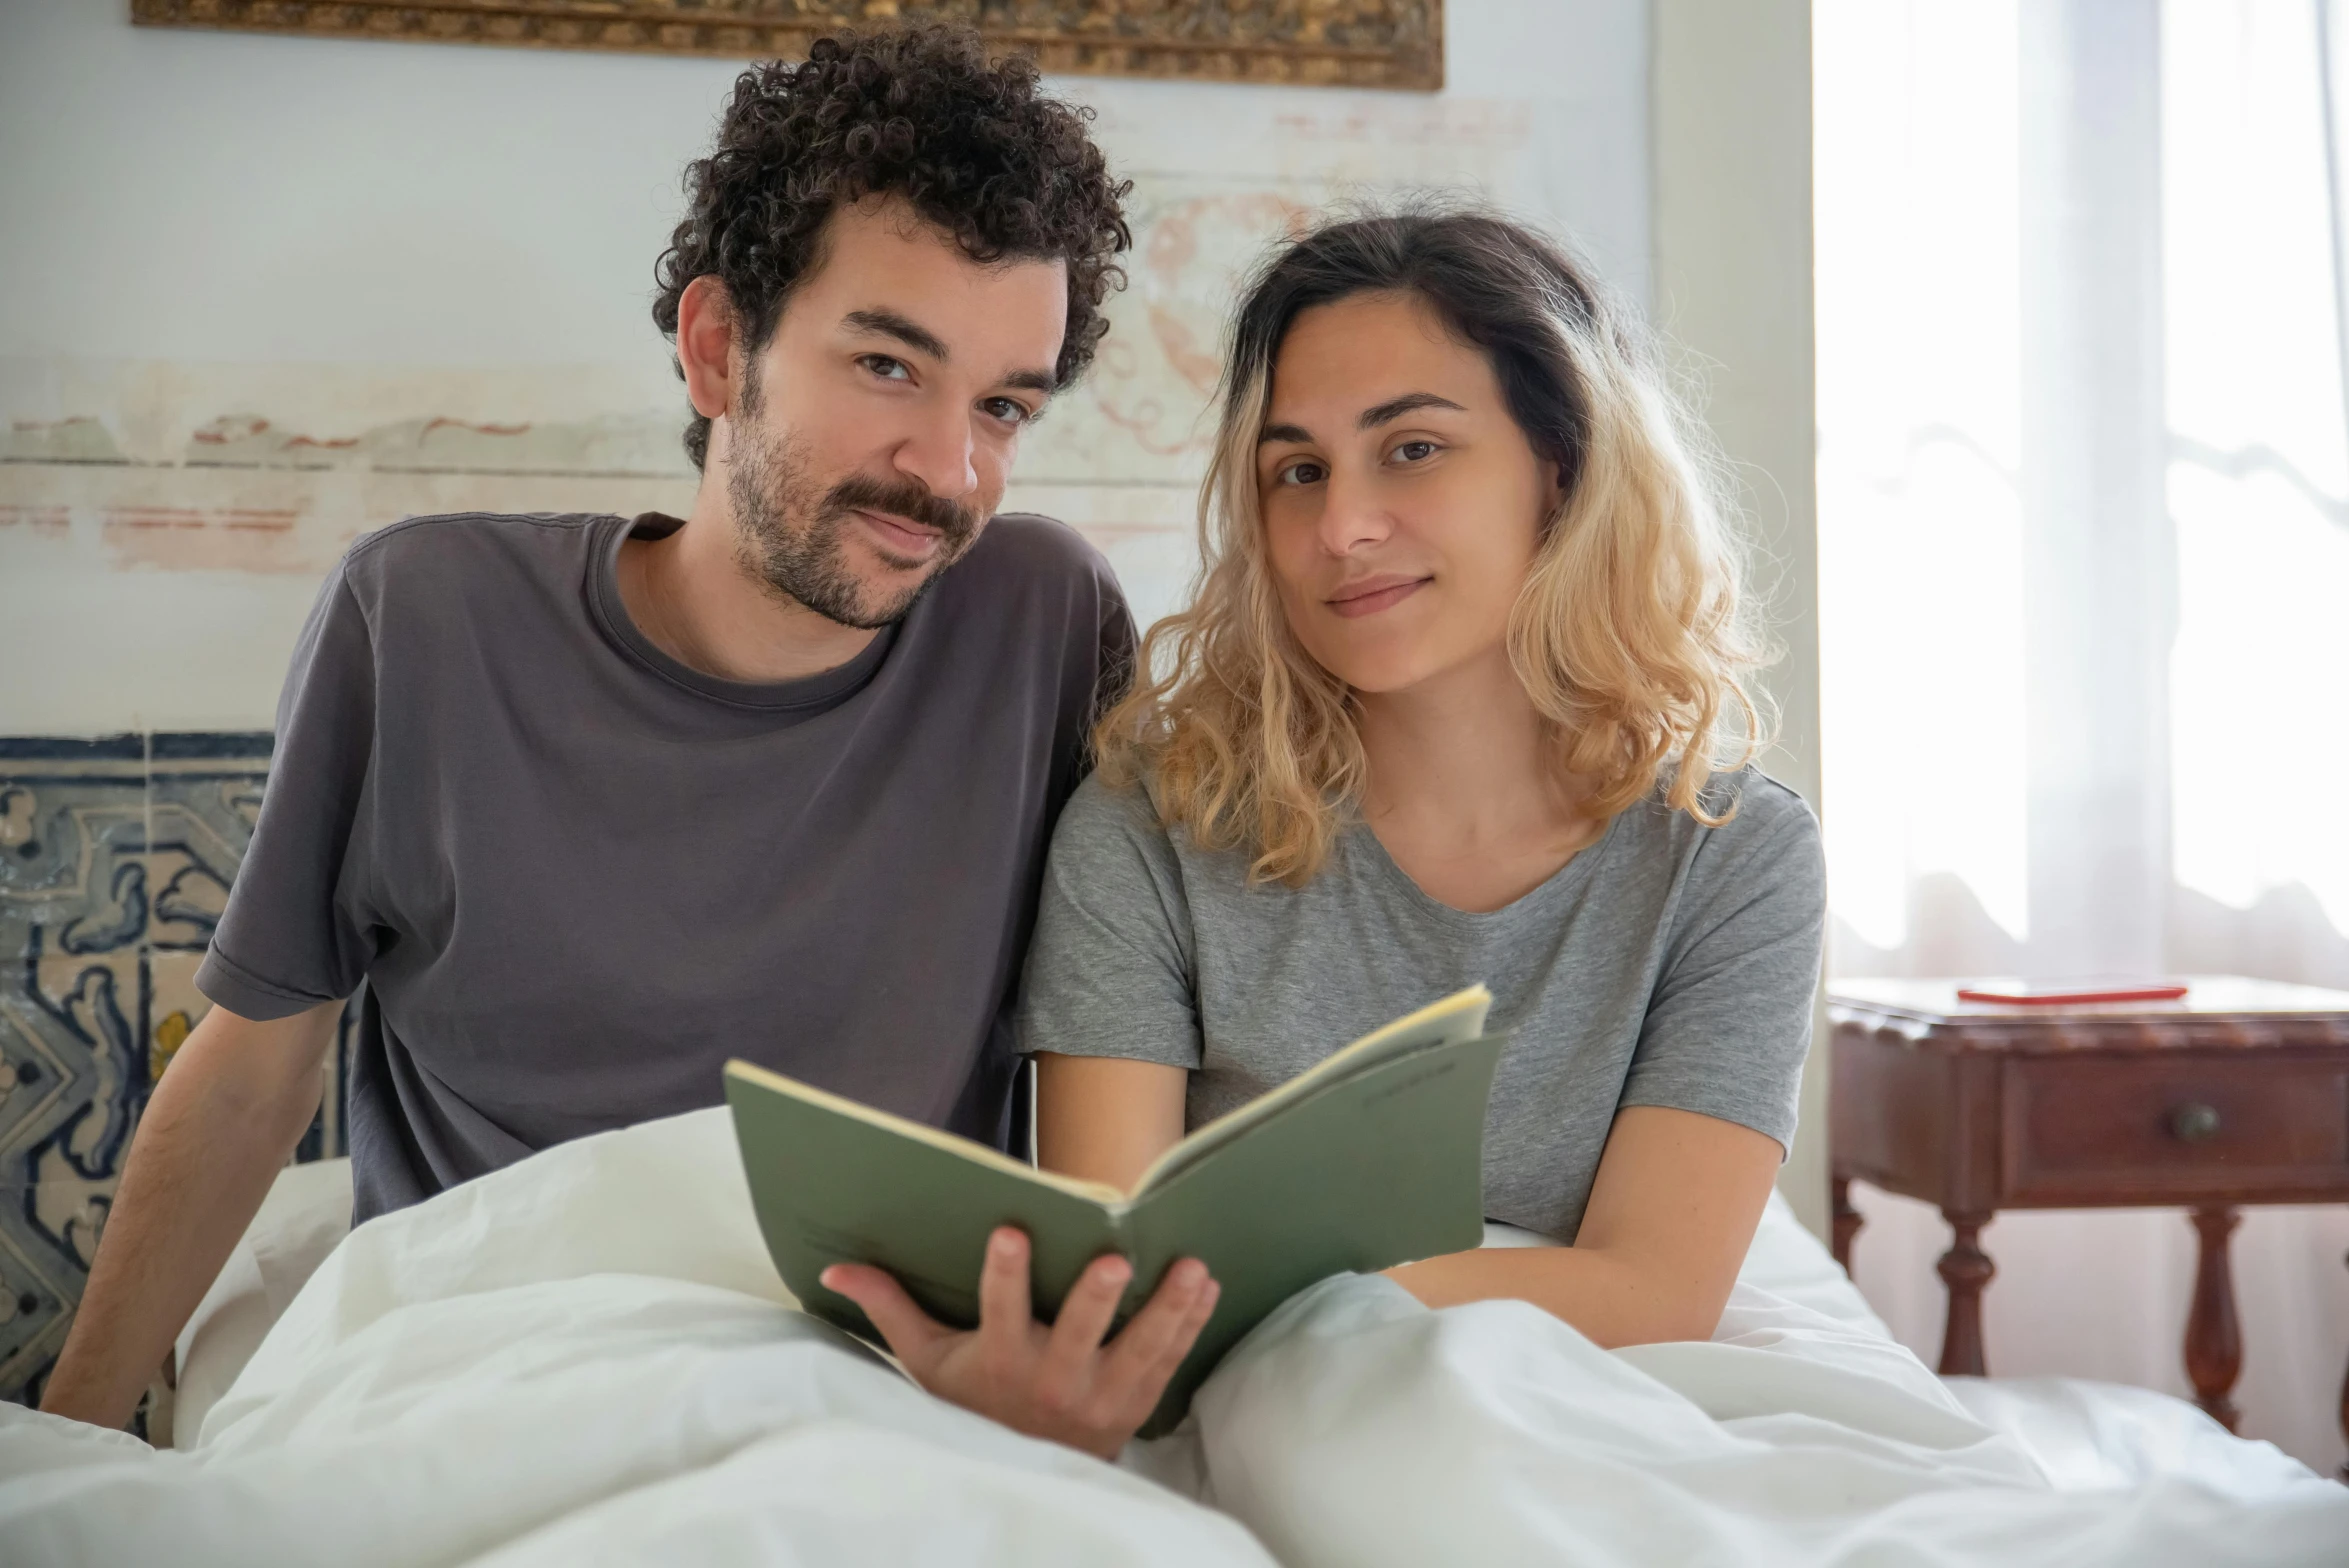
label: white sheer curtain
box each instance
[1815,0,2349,1473]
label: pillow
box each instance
[170,1157,353,1449]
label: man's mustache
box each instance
[825,473,980,541]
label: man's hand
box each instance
[820,1227,1218,1460]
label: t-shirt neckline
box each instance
[586,511,898,713]
[1346,806,1624,929]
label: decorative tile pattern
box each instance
[0,734,344,1423]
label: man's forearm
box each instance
[39,1001,337,1431]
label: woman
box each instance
[1024,207,1823,1345]
[822,207,1826,1460]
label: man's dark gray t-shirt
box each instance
[199,510,1133,1223]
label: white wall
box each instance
[0,0,1651,734]
[1651,0,1826,1234]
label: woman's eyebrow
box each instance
[1258,391,1467,446]
[1358,391,1466,429]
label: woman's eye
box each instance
[1277,459,1328,486]
[859,355,911,381]
[1390,440,1440,464]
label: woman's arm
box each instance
[1035,1053,1189,1191]
[1383,1105,1780,1346]
[1018,779,1202,1192]
[1397,780,1825,1344]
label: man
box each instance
[43,25,1212,1459]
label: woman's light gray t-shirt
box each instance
[1014,768,1825,1242]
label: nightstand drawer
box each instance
[2001,1055,2349,1204]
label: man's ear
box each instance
[676,275,737,422]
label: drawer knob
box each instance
[2169,1102,2223,1143]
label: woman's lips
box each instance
[1325,574,1430,619]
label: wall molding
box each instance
[129,0,1445,91]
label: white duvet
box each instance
[3,1109,2342,1566]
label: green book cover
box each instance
[723,985,1502,1438]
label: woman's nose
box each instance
[1316,466,1394,555]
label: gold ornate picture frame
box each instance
[129,2,1445,91]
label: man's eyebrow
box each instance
[1358,392,1466,429]
[842,308,950,362]
[1258,421,1314,445]
[843,308,1056,396]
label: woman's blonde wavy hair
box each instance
[1095,205,1773,886]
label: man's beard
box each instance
[725,401,983,631]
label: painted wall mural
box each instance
[0,170,1386,636]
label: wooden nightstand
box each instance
[1827,976,2349,1467]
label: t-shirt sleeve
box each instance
[196,559,383,1021]
[1014,778,1203,1069]
[1618,783,1826,1154]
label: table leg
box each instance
[1832,1175,1862,1273]
[1936,1209,1994,1377]
[2337,1247,2346,1483]
[2184,1205,2242,1433]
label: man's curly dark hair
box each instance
[652,24,1132,470]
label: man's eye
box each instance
[859,355,911,381]
[981,397,1033,426]
[1277,459,1327,486]
[1391,440,1440,464]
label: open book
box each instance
[723,985,1503,1437]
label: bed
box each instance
[2,1108,2341,1566]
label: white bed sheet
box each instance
[1,1108,2338,1567]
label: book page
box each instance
[727,1060,1125,1205]
[1130,984,1491,1196]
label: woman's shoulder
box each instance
[1058,769,1168,838]
[1050,771,1186,878]
[1697,765,1817,838]
[1051,770,1275,907]
[1624,763,1823,884]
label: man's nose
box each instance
[891,401,980,504]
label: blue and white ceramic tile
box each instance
[0,734,344,1422]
